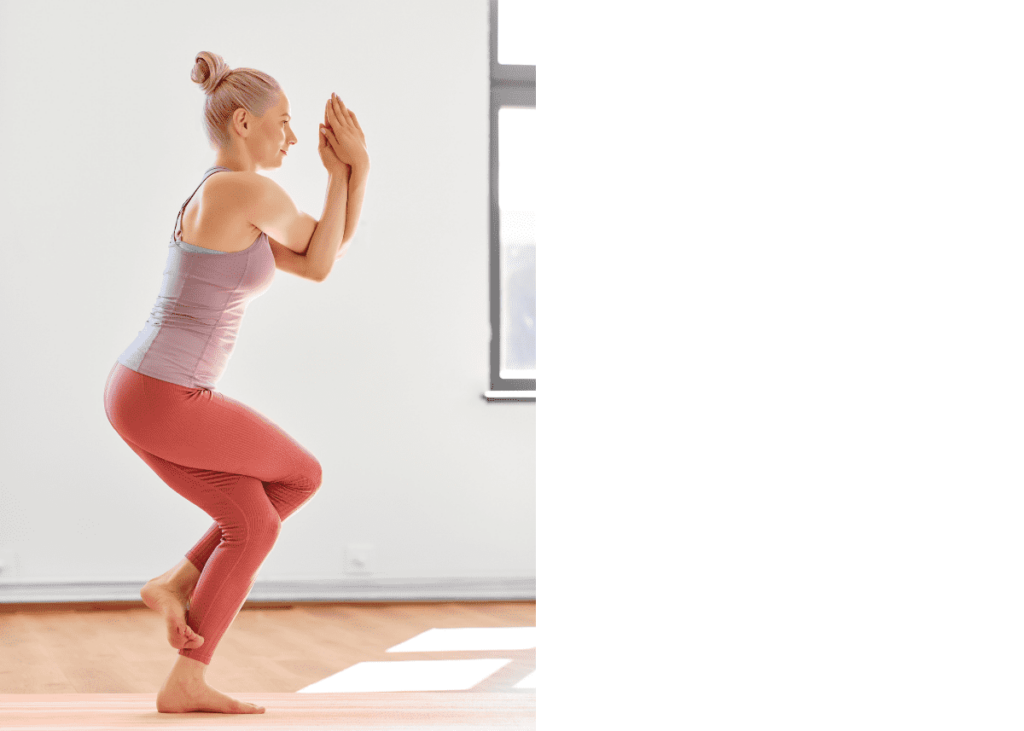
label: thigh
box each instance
[105,362,318,486]
[118,434,278,532]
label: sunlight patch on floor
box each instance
[513,671,535,689]
[297,659,513,693]
[297,626,535,692]
[386,626,536,652]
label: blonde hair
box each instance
[191,51,282,149]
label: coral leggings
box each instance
[103,362,322,665]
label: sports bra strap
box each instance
[172,167,232,242]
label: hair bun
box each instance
[191,51,231,95]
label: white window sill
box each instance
[482,391,536,402]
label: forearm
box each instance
[338,163,369,254]
[305,163,370,279]
[304,169,351,281]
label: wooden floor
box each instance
[0,600,535,729]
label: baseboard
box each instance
[0,577,535,604]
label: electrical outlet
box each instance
[344,543,375,575]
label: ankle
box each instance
[171,656,208,683]
[164,560,201,594]
[166,576,196,597]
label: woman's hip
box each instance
[103,361,319,483]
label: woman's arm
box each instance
[267,235,315,280]
[268,228,350,281]
[339,163,369,248]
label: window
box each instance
[486,0,536,402]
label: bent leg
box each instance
[106,363,322,575]
[178,388,324,574]
[104,363,323,664]
[120,438,281,665]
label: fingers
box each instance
[334,97,363,140]
[328,100,349,133]
[331,92,355,126]
[322,93,364,152]
[325,97,343,131]
[324,93,361,130]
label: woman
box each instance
[102,51,369,714]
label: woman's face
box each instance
[248,93,297,168]
[262,93,299,164]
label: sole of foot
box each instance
[140,579,204,651]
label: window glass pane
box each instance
[499,107,536,378]
[498,0,537,66]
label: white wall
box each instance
[0,0,534,596]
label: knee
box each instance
[307,456,323,493]
[243,508,282,548]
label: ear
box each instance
[231,107,250,137]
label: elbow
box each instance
[311,266,331,283]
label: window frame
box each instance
[486,0,536,402]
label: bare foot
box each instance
[140,578,204,651]
[157,676,266,714]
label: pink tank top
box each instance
[117,167,276,389]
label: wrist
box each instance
[327,165,352,182]
[349,158,370,179]
[352,152,370,169]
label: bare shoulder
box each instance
[211,172,292,221]
[204,171,289,222]
[204,170,280,204]
[206,172,314,254]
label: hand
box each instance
[317,96,349,176]
[318,93,368,173]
